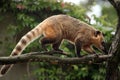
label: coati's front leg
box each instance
[75,39,82,57]
[83,46,95,54]
[83,46,98,56]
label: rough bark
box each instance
[105,0,120,80]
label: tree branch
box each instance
[0,51,112,65]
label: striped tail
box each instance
[0,23,43,77]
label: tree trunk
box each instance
[105,19,120,80]
[106,0,120,80]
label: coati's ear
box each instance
[94,31,101,37]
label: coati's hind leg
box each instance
[52,40,63,52]
[40,37,56,51]
[40,24,62,52]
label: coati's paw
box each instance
[53,49,63,52]
[95,54,99,57]
[57,49,63,52]
[51,49,68,55]
[77,55,83,58]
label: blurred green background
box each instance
[0,0,117,80]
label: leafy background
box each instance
[0,0,116,80]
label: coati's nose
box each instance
[101,41,105,46]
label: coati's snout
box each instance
[92,31,108,54]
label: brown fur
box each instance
[0,14,106,76]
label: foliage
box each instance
[0,0,115,80]
[102,6,117,28]
[33,63,89,80]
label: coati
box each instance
[0,14,107,76]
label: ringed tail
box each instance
[0,23,43,77]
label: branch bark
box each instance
[0,51,112,65]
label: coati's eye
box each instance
[94,31,101,37]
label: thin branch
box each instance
[108,0,117,8]
[108,0,120,18]
[0,51,112,65]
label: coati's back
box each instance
[43,15,96,42]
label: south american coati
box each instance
[0,14,107,76]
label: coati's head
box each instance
[92,30,108,54]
